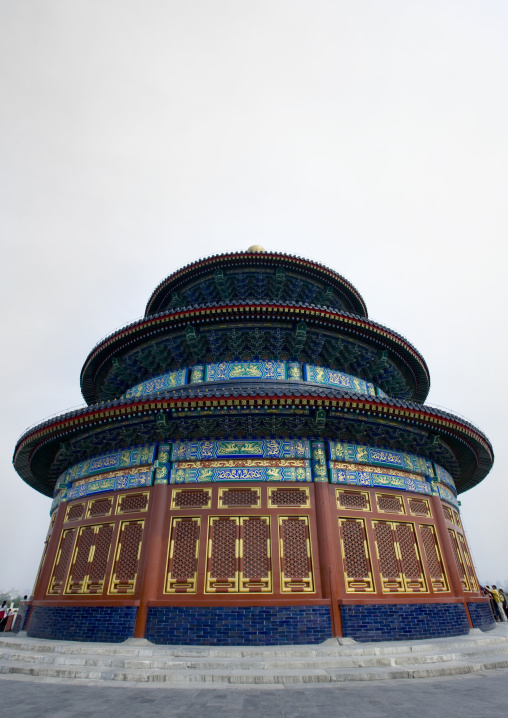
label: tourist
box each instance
[498,588,508,619]
[488,586,507,622]
[484,586,502,622]
[0,603,9,632]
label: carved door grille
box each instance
[409,498,430,517]
[65,523,115,594]
[66,503,85,522]
[117,492,149,514]
[448,529,469,590]
[442,504,454,523]
[336,489,370,511]
[171,488,211,509]
[420,524,448,592]
[220,488,261,508]
[87,498,113,518]
[166,517,200,593]
[109,520,144,594]
[268,487,310,507]
[48,528,76,594]
[279,516,314,592]
[338,517,374,592]
[373,520,426,592]
[376,494,404,514]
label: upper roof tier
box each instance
[144,250,369,318]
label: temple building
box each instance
[13,246,495,644]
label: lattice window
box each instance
[448,529,469,590]
[48,529,76,594]
[220,489,260,508]
[268,488,309,507]
[66,503,85,522]
[117,492,149,514]
[336,490,370,511]
[458,532,479,592]
[409,498,430,517]
[240,517,271,592]
[171,488,211,509]
[376,494,404,514]
[109,520,144,594]
[87,498,113,517]
[65,523,115,594]
[395,523,426,590]
[166,517,200,593]
[442,504,454,523]
[279,517,314,592]
[453,510,463,530]
[338,518,374,592]
[420,524,448,592]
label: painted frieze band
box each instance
[120,361,387,400]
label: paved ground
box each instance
[1,669,508,717]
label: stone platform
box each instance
[1,625,508,687]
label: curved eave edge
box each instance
[80,302,430,405]
[14,387,493,498]
[144,251,369,317]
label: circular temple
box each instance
[12,249,495,644]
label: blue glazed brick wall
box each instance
[468,602,496,631]
[27,606,137,643]
[145,605,332,645]
[11,604,31,633]
[341,603,470,642]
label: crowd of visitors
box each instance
[481,585,508,622]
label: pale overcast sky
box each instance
[1,0,507,594]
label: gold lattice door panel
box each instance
[205,516,272,593]
[458,532,479,591]
[109,520,145,594]
[373,520,427,593]
[448,529,470,591]
[278,516,314,592]
[206,517,239,592]
[47,528,76,594]
[239,517,271,592]
[65,523,115,594]
[419,524,449,592]
[338,517,375,592]
[165,517,201,593]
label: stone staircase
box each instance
[1,627,508,686]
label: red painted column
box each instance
[133,483,169,638]
[314,482,342,637]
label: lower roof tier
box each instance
[14,380,493,498]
